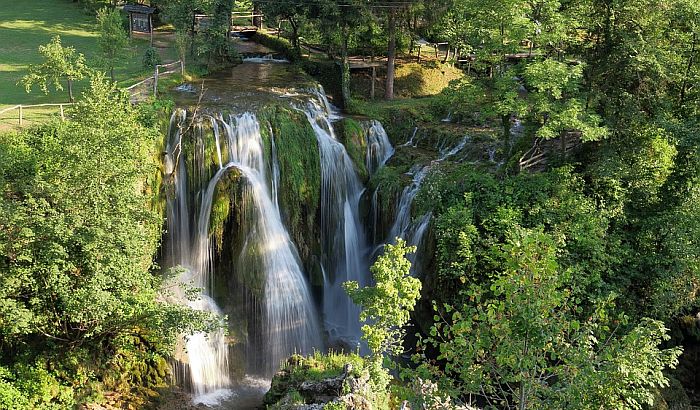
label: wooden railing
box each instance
[126,60,184,98]
[0,103,73,126]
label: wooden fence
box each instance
[125,60,184,99]
[1,60,183,128]
[0,103,73,127]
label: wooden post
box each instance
[371,66,376,100]
[277,20,281,38]
[434,44,438,59]
[149,14,153,46]
[153,66,159,97]
[180,60,184,75]
[128,13,133,38]
[60,104,64,121]
[18,105,23,126]
[417,46,421,63]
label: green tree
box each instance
[420,227,681,409]
[523,59,608,144]
[344,239,422,359]
[96,7,129,82]
[20,36,89,103]
[1,73,213,353]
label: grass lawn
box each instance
[0,0,177,109]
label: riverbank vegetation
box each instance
[1,0,699,408]
[0,73,216,407]
[259,0,700,407]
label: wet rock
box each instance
[265,361,375,409]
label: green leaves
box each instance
[96,8,129,80]
[344,239,422,359]
[420,227,682,409]
[20,36,88,102]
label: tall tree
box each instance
[384,7,397,99]
[20,36,89,103]
[96,7,129,82]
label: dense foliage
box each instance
[0,75,211,407]
[3,0,699,407]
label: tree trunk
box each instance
[110,67,115,83]
[290,18,300,58]
[341,26,351,109]
[67,78,74,103]
[502,114,511,151]
[253,2,262,28]
[385,8,397,100]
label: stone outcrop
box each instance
[264,360,373,410]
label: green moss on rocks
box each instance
[209,167,242,251]
[258,105,322,280]
[335,118,369,181]
[264,351,385,409]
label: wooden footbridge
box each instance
[193,11,263,38]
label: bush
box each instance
[142,47,161,69]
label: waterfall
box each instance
[363,120,394,176]
[165,109,322,399]
[386,165,430,244]
[300,93,368,347]
[371,134,473,270]
[382,135,471,248]
[438,136,469,161]
[401,126,419,147]
[165,110,232,405]
[218,113,321,376]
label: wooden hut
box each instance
[124,4,156,35]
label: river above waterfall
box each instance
[172,42,318,114]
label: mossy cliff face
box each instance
[258,105,323,287]
[202,105,323,292]
[334,118,368,182]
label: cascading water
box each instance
[386,165,430,245]
[372,135,473,269]
[164,54,450,406]
[165,110,231,405]
[216,113,321,377]
[165,109,322,403]
[363,120,394,176]
[401,127,419,147]
[301,92,369,347]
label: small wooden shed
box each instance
[124,4,156,34]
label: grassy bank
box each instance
[0,0,176,108]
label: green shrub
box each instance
[142,47,161,69]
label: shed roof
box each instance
[123,4,156,14]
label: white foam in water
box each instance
[242,54,290,64]
[175,83,197,93]
[192,388,235,406]
[240,375,272,391]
